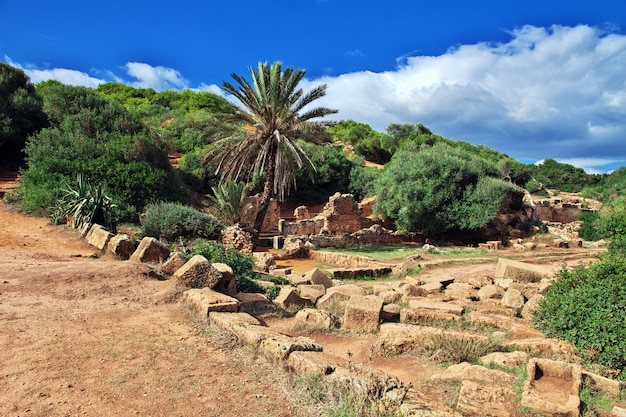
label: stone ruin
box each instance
[276,190,546,250]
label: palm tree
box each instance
[209,61,337,243]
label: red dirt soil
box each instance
[0,202,303,417]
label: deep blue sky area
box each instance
[2,0,626,172]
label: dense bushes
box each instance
[373,142,520,235]
[141,202,223,241]
[534,259,626,374]
[287,143,356,205]
[18,83,185,220]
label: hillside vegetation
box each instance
[2,64,624,238]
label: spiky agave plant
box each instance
[207,180,248,225]
[53,174,116,232]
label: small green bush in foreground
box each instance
[141,202,223,241]
[534,258,626,375]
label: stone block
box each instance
[181,288,239,324]
[273,287,313,309]
[521,358,582,417]
[408,298,464,315]
[173,255,222,289]
[501,288,526,310]
[495,258,549,283]
[107,233,136,259]
[342,295,383,333]
[130,237,170,263]
[287,351,348,377]
[87,224,113,251]
[161,251,187,275]
[304,268,333,288]
[259,334,322,362]
[457,380,516,417]
[292,308,338,332]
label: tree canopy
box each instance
[207,61,338,237]
[0,63,47,163]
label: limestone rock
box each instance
[479,351,529,370]
[130,237,170,264]
[161,251,187,275]
[379,290,402,304]
[107,233,136,260]
[292,308,339,332]
[304,268,333,289]
[287,351,347,377]
[220,224,253,255]
[212,262,237,295]
[173,255,223,289]
[501,288,526,310]
[181,288,239,324]
[381,303,400,322]
[444,282,477,300]
[521,358,582,417]
[495,258,549,283]
[342,295,383,333]
[504,338,579,361]
[285,272,310,285]
[87,224,114,251]
[408,299,464,315]
[326,284,367,297]
[273,287,313,310]
[259,334,322,362]
[297,284,326,304]
[477,284,505,301]
[467,273,494,289]
[209,311,261,330]
[252,252,275,273]
[521,294,545,320]
[400,307,462,324]
[316,291,352,316]
[457,380,516,417]
[431,362,516,384]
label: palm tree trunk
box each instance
[251,143,277,247]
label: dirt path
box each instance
[0,202,303,417]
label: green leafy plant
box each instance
[206,180,247,225]
[52,174,116,231]
[534,259,626,375]
[141,202,223,242]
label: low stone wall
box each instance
[308,249,393,269]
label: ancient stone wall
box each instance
[239,195,280,233]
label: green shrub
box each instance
[534,259,626,374]
[578,212,603,241]
[373,142,520,235]
[190,240,254,279]
[206,180,247,225]
[19,83,186,218]
[141,202,223,241]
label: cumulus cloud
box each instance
[124,62,189,90]
[3,55,106,88]
[305,24,626,171]
[195,82,224,96]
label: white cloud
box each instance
[195,83,224,96]
[304,24,626,172]
[124,62,188,91]
[24,67,105,88]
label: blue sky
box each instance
[2,0,625,173]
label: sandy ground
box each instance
[0,203,305,417]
